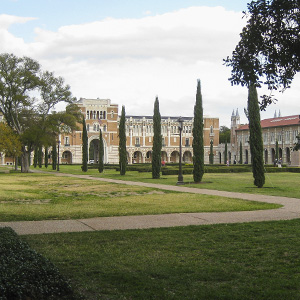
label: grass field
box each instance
[36,164,300,199]
[23,219,300,300]
[0,172,280,221]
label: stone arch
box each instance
[145,150,152,163]
[161,151,167,162]
[133,151,142,163]
[286,147,291,164]
[88,136,108,164]
[264,149,268,164]
[171,151,179,163]
[183,151,192,163]
[271,148,276,164]
[62,150,72,164]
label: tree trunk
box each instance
[21,147,30,173]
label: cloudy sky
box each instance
[1,0,299,127]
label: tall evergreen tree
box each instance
[239,141,243,164]
[98,129,104,173]
[224,142,228,164]
[82,116,88,172]
[275,140,279,160]
[38,145,43,168]
[193,79,204,183]
[209,140,214,164]
[33,146,38,168]
[119,105,127,175]
[248,84,265,188]
[152,97,162,179]
[44,147,48,168]
[51,142,57,170]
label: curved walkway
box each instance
[1,172,300,235]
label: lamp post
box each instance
[177,117,184,185]
[57,139,61,171]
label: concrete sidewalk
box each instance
[1,172,300,235]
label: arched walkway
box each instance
[271,148,275,164]
[62,151,72,164]
[286,147,291,164]
[161,151,167,162]
[264,149,268,164]
[133,151,142,163]
[170,151,179,163]
[89,137,108,163]
[183,151,192,163]
[145,151,152,163]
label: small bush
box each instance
[0,228,80,300]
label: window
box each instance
[103,125,107,132]
[135,137,140,146]
[100,111,104,119]
[97,124,100,131]
[111,133,113,140]
[111,111,114,118]
[263,132,268,143]
[185,138,190,146]
[64,136,69,146]
[285,131,290,142]
[93,111,96,119]
[87,124,90,131]
[270,132,275,143]
[93,124,97,131]
[210,125,213,134]
[149,137,152,143]
[86,111,89,120]
[293,130,298,142]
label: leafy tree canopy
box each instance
[0,122,22,157]
[0,53,79,172]
[219,126,231,144]
[224,0,300,110]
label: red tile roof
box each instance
[236,115,300,131]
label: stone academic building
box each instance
[58,98,220,165]
[228,110,300,165]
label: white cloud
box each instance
[1,7,298,127]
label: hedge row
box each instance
[0,227,79,300]
[162,166,300,175]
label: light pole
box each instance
[57,139,61,171]
[177,117,184,185]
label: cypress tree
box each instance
[33,145,38,168]
[98,129,104,173]
[82,116,88,172]
[119,105,127,175]
[275,140,279,160]
[224,142,228,164]
[239,141,243,164]
[152,97,162,179]
[44,147,48,168]
[52,142,57,170]
[248,84,265,188]
[209,140,214,164]
[192,79,204,183]
[38,146,43,168]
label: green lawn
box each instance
[37,164,300,199]
[0,172,279,221]
[23,219,300,300]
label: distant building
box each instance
[1,98,220,165]
[229,112,300,165]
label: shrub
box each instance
[0,228,79,300]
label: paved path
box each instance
[1,172,300,235]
